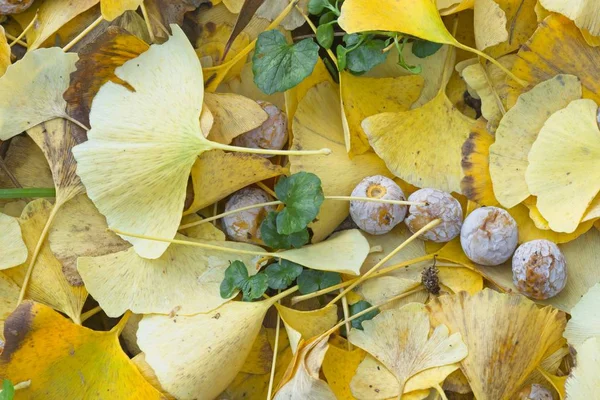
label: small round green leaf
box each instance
[297,269,342,295]
[220,261,249,299]
[260,212,310,250]
[275,172,324,235]
[265,260,304,289]
[411,39,443,59]
[241,274,269,301]
[317,24,334,49]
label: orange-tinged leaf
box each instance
[0,301,165,399]
[0,26,10,77]
[101,0,143,20]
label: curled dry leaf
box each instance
[273,335,336,400]
[143,0,205,40]
[12,0,99,50]
[339,72,424,155]
[0,213,27,270]
[3,200,88,324]
[563,283,600,351]
[473,0,508,51]
[0,301,165,399]
[137,298,276,400]
[185,149,286,214]
[78,235,263,317]
[525,99,600,233]
[427,289,566,399]
[290,81,391,243]
[275,303,338,353]
[564,337,600,399]
[490,74,582,209]
[0,48,77,141]
[348,302,468,396]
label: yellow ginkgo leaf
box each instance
[285,57,333,124]
[564,337,600,399]
[539,0,600,36]
[340,73,424,155]
[427,289,566,400]
[438,0,474,15]
[355,276,426,312]
[459,55,516,130]
[348,303,468,395]
[185,149,286,215]
[338,0,458,45]
[583,193,600,222]
[256,0,309,31]
[48,193,129,286]
[290,82,391,242]
[0,301,164,399]
[490,74,582,209]
[77,235,264,317]
[0,213,27,270]
[12,0,98,50]
[101,0,143,21]
[3,200,88,324]
[0,26,10,76]
[240,327,273,375]
[276,304,338,353]
[273,336,336,400]
[363,90,475,194]
[362,224,430,272]
[322,338,366,400]
[509,15,600,106]
[204,92,268,144]
[222,0,244,13]
[179,214,227,241]
[563,283,600,350]
[0,48,77,141]
[0,272,19,340]
[526,99,600,233]
[72,25,206,259]
[137,295,284,400]
[473,0,508,51]
[351,355,459,399]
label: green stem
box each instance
[0,188,56,199]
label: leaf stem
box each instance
[179,197,424,230]
[63,15,104,52]
[112,310,132,336]
[454,42,527,87]
[5,32,27,47]
[267,290,282,399]
[9,10,37,47]
[327,219,441,306]
[340,289,353,351]
[208,141,331,156]
[295,4,338,69]
[140,1,156,44]
[80,305,103,323]
[63,115,90,131]
[0,187,56,199]
[290,254,432,304]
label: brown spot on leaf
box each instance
[1,301,34,363]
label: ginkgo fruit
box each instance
[72,25,331,259]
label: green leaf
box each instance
[297,269,342,295]
[316,23,334,49]
[0,380,15,400]
[343,33,361,47]
[411,39,443,59]
[265,260,304,289]
[349,300,379,330]
[0,187,56,199]
[252,30,319,95]
[395,36,422,74]
[241,273,269,301]
[275,172,324,235]
[336,45,347,70]
[346,39,388,74]
[319,11,337,25]
[308,0,330,14]
[220,261,249,299]
[261,212,310,250]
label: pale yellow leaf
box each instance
[0,213,27,270]
[565,337,600,399]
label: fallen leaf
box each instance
[0,48,77,141]
[137,297,277,400]
[143,0,203,40]
[474,0,508,51]
[564,337,600,399]
[539,0,600,36]
[179,214,226,240]
[355,276,427,311]
[13,0,99,50]
[278,230,370,275]
[101,0,143,20]
[0,301,164,399]
[428,289,566,400]
[63,26,150,142]
[322,339,366,400]
[273,335,336,400]
[3,200,88,324]
[339,72,424,155]
[196,21,250,81]
[0,26,10,76]
[222,0,243,13]
[276,303,338,353]
[218,62,286,110]
[562,283,600,351]
[0,273,19,341]
[131,353,174,398]
[290,81,391,242]
[490,74,582,208]
[48,193,129,286]
[350,354,459,399]
[77,234,263,317]
[526,99,600,233]
[0,213,27,270]
[509,15,600,106]
[240,327,273,375]
[438,0,474,15]
[204,92,268,144]
[256,0,309,31]
[348,302,468,395]
[185,149,286,215]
